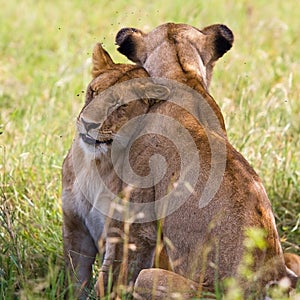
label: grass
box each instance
[0,0,299,298]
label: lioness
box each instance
[62,43,170,298]
[95,23,296,297]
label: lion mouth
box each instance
[79,133,113,145]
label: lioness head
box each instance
[77,43,170,157]
[115,23,233,90]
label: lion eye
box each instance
[115,99,126,107]
[107,105,116,115]
[107,100,127,115]
[90,88,99,99]
[112,96,124,106]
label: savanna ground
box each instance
[0,0,299,299]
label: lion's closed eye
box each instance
[89,87,99,100]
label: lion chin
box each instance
[78,133,111,158]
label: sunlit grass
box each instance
[0,0,299,298]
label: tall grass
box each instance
[0,0,299,298]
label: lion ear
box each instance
[92,43,114,78]
[115,28,145,63]
[201,24,234,61]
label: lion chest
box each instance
[73,155,122,243]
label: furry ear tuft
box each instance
[115,28,143,62]
[117,35,136,61]
[202,24,234,59]
[214,25,234,57]
[92,43,114,78]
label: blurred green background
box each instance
[0,0,299,298]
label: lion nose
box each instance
[81,118,101,132]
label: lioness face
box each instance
[116,23,233,89]
[77,87,149,156]
[77,43,169,158]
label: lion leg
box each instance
[96,222,157,297]
[154,246,172,270]
[63,211,98,298]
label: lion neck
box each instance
[143,55,227,136]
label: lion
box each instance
[62,43,170,298]
[94,23,298,298]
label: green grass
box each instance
[0,0,299,299]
